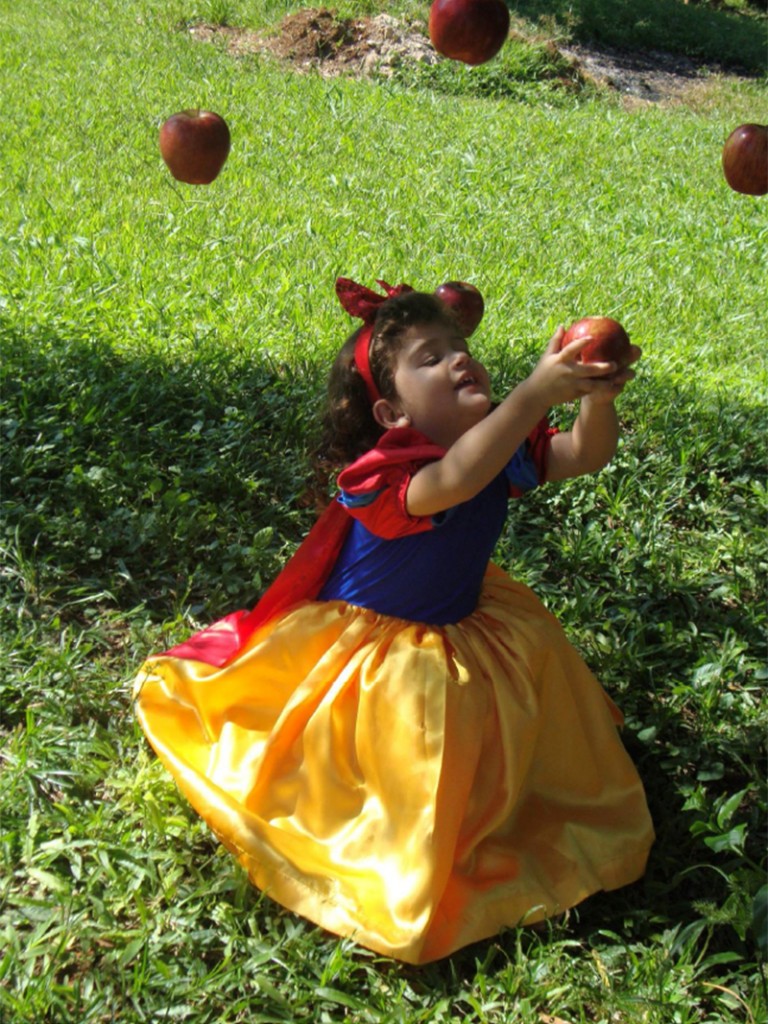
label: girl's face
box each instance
[385,321,492,448]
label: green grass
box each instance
[1,0,767,1021]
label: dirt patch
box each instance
[189,9,439,79]
[187,7,754,105]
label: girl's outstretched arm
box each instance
[545,344,640,482]
[406,328,632,518]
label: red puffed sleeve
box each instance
[336,427,446,540]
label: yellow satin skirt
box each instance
[134,566,653,964]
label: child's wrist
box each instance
[581,390,617,408]
[513,377,550,418]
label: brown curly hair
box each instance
[315,290,458,473]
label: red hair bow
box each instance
[335,277,413,404]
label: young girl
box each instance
[134,277,654,965]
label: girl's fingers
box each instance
[545,325,566,353]
[558,333,596,360]
[585,367,636,399]
[581,360,617,377]
[627,344,643,365]
[616,365,637,382]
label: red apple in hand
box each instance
[159,109,231,185]
[722,123,768,196]
[428,0,510,66]
[561,317,632,372]
[435,281,485,336]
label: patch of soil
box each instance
[187,7,754,105]
[189,9,439,79]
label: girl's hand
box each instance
[580,343,642,406]
[523,327,641,409]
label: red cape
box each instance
[160,429,445,667]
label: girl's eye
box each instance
[423,355,440,366]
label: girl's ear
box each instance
[372,398,410,430]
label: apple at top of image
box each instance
[428,0,510,66]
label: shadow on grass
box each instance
[0,322,322,622]
[2,322,765,979]
[511,0,768,73]
[490,371,766,967]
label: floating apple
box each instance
[428,0,510,66]
[159,109,231,185]
[722,123,768,196]
[561,317,632,371]
[435,281,485,336]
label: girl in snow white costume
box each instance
[134,277,654,964]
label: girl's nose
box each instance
[452,349,470,368]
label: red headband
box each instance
[335,277,414,404]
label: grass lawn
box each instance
[1,0,766,1021]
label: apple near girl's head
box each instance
[434,281,485,337]
[159,110,231,185]
[428,0,510,66]
[560,317,632,370]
